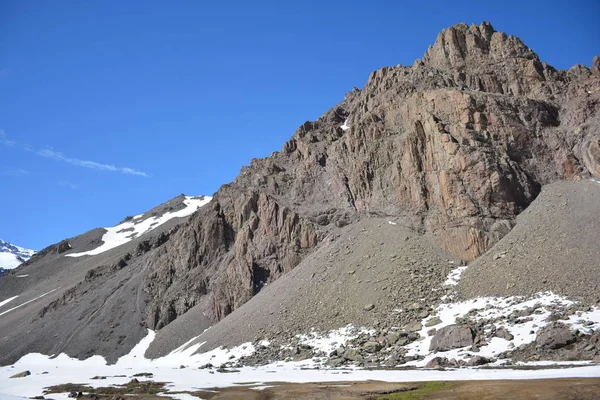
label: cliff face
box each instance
[141,22,600,328]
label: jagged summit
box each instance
[421,22,539,69]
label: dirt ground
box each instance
[46,378,600,400]
[194,379,600,400]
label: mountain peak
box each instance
[0,239,35,272]
[421,21,539,69]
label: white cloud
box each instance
[0,132,148,177]
[0,130,16,146]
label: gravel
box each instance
[459,180,600,303]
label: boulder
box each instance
[425,317,442,327]
[342,349,363,362]
[429,324,475,352]
[536,324,576,349]
[363,304,375,311]
[467,355,492,366]
[495,327,514,341]
[405,321,423,332]
[363,341,382,353]
[425,357,450,368]
[9,370,30,378]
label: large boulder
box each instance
[429,324,475,352]
[536,324,576,350]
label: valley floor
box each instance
[1,351,600,399]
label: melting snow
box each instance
[2,254,600,398]
[0,289,58,318]
[1,329,599,400]
[67,196,211,258]
[296,325,374,354]
[443,265,467,286]
[0,296,18,308]
[399,264,600,367]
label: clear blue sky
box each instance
[1,0,598,250]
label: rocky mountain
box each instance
[0,239,35,275]
[0,22,599,366]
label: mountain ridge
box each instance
[0,21,599,366]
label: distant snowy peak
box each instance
[0,239,35,271]
[67,195,212,258]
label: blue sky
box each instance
[1,1,599,250]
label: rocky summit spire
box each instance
[422,22,539,69]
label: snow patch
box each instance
[403,292,600,367]
[296,325,374,354]
[340,118,350,131]
[1,340,600,400]
[443,266,468,286]
[67,196,211,258]
[0,296,18,308]
[0,289,58,317]
[0,253,24,270]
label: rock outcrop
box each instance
[139,21,600,327]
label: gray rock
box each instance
[405,321,423,332]
[429,324,474,352]
[363,304,375,311]
[536,324,576,349]
[326,357,345,367]
[342,349,363,362]
[495,327,514,341]
[386,332,401,345]
[9,370,30,378]
[363,341,382,353]
[467,355,492,366]
[425,356,450,368]
[425,317,442,327]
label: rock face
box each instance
[139,22,599,329]
[2,22,599,364]
[429,325,475,352]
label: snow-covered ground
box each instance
[67,196,211,258]
[2,327,600,400]
[403,291,600,367]
[2,265,600,399]
[295,325,374,354]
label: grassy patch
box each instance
[44,379,170,399]
[376,381,458,399]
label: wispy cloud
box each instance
[58,180,78,189]
[0,131,148,177]
[0,131,16,146]
[1,168,29,176]
[37,148,148,176]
